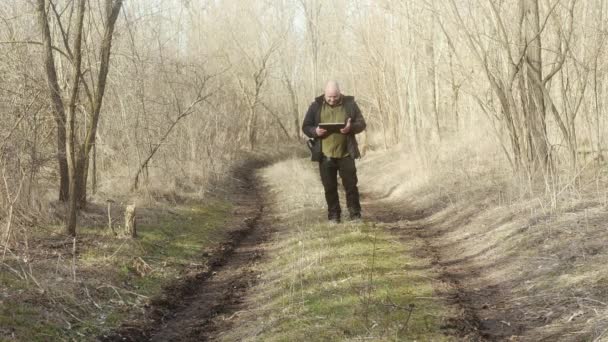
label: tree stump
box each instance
[124,205,137,238]
[106,199,117,236]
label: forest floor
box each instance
[3,149,608,341]
[102,156,460,341]
[99,158,271,341]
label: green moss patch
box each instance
[0,200,231,341]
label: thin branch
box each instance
[0,40,70,60]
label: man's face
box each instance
[325,89,341,106]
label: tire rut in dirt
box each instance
[366,201,492,341]
[99,159,270,342]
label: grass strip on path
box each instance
[221,159,451,341]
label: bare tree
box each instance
[36,0,70,201]
[37,0,123,236]
[0,0,606,240]
[298,0,322,98]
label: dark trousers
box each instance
[319,156,361,220]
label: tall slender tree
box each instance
[37,0,123,236]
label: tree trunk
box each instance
[428,13,441,141]
[65,0,87,236]
[124,205,137,238]
[247,105,257,151]
[66,156,85,236]
[283,73,300,139]
[448,51,460,132]
[522,0,550,170]
[37,0,122,236]
[36,0,70,202]
[78,154,89,209]
[92,143,97,195]
[57,126,69,201]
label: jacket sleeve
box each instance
[302,102,318,138]
[350,101,366,135]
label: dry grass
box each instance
[0,200,231,341]
[219,158,451,341]
[0,146,301,341]
[4,134,607,340]
[357,135,608,341]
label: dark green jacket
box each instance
[302,95,366,161]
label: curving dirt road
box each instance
[100,160,271,342]
[365,195,530,341]
[101,160,524,341]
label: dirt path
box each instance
[365,197,525,341]
[100,160,271,342]
[101,159,526,341]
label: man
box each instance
[302,80,366,223]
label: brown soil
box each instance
[99,161,543,342]
[365,197,532,341]
[99,159,272,341]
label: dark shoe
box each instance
[349,213,362,220]
[328,216,341,224]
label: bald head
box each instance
[324,80,342,106]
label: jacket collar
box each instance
[315,94,354,105]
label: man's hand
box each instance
[315,126,327,137]
[340,118,352,134]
